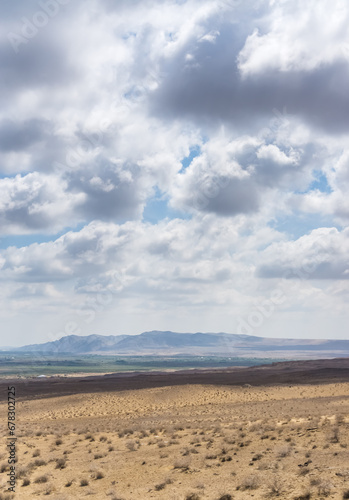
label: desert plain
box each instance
[1,359,349,500]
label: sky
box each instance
[1,0,349,346]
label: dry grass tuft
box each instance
[275,446,291,458]
[34,474,49,484]
[267,477,284,496]
[125,440,137,451]
[294,492,311,500]
[238,474,261,490]
[317,480,333,497]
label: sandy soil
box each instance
[0,360,349,499]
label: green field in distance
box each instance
[0,352,287,377]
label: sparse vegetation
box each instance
[275,446,291,458]
[2,370,349,499]
[294,493,311,500]
[155,478,172,491]
[34,475,49,484]
[317,480,333,497]
[126,440,137,451]
[238,474,261,490]
[55,458,66,469]
[34,458,47,467]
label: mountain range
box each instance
[13,331,349,358]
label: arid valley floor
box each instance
[1,359,349,500]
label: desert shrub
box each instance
[43,484,55,495]
[34,459,47,467]
[185,494,200,500]
[55,458,66,469]
[22,478,30,487]
[238,474,261,490]
[32,449,41,457]
[94,453,103,459]
[173,458,190,470]
[108,446,114,452]
[80,478,89,487]
[65,480,73,487]
[343,491,349,499]
[16,466,29,478]
[336,414,345,425]
[126,440,137,451]
[99,435,107,442]
[155,483,166,491]
[309,478,320,486]
[217,495,232,500]
[95,471,104,480]
[34,475,49,484]
[328,426,340,443]
[138,430,149,439]
[155,479,172,491]
[294,493,311,500]
[317,481,333,497]
[55,438,63,446]
[267,478,283,496]
[275,446,291,458]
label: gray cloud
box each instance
[0,118,51,152]
[149,23,349,134]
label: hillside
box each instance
[16,331,349,358]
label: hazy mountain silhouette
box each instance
[15,331,349,357]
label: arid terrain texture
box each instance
[1,359,349,500]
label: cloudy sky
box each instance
[1,0,349,346]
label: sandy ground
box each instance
[0,376,349,500]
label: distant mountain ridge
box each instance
[15,331,349,358]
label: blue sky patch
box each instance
[269,211,340,239]
[179,145,201,173]
[143,187,190,224]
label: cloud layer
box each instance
[1,0,349,344]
